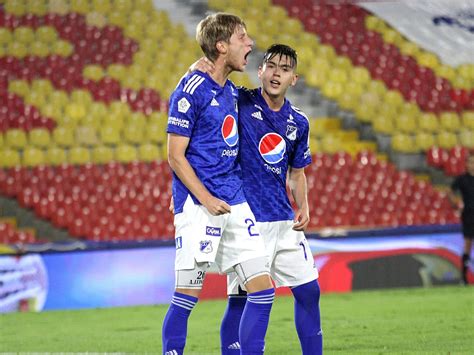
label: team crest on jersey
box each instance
[286,125,297,141]
[177,97,190,113]
[199,240,213,253]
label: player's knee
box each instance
[292,279,321,303]
[233,257,272,292]
[175,262,209,296]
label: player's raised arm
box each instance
[167,133,231,215]
[288,166,310,231]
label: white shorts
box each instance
[174,196,267,275]
[228,220,319,294]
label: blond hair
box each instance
[196,12,246,61]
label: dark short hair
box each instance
[262,44,297,69]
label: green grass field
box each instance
[1,286,473,354]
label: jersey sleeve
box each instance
[290,119,312,169]
[167,76,202,137]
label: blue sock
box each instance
[221,295,247,354]
[291,280,323,355]
[239,288,274,355]
[162,292,198,355]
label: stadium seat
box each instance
[138,143,160,162]
[53,127,75,148]
[100,126,121,146]
[436,131,458,149]
[0,148,21,168]
[5,129,28,150]
[418,113,440,133]
[459,129,474,149]
[76,126,99,147]
[69,146,91,165]
[414,132,436,151]
[439,112,461,132]
[462,111,474,130]
[391,134,417,153]
[92,145,114,164]
[45,146,68,166]
[29,128,51,148]
[22,147,46,167]
[115,144,138,163]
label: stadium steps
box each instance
[0,195,73,242]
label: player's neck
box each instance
[261,88,285,112]
[209,59,231,87]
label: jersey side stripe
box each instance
[186,77,205,95]
[183,74,200,93]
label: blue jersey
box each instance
[167,72,246,213]
[238,88,312,222]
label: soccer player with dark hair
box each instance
[448,153,474,285]
[191,44,323,354]
[162,13,274,355]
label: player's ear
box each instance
[216,41,227,54]
[291,73,299,87]
[257,65,263,79]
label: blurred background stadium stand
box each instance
[0,0,473,304]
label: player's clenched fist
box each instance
[203,196,231,215]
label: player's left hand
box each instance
[189,56,215,74]
[293,209,309,231]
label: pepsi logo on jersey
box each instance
[259,133,286,164]
[221,115,239,147]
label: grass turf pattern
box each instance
[1,286,473,354]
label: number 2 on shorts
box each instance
[245,218,260,237]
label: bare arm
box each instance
[288,167,310,231]
[168,133,230,215]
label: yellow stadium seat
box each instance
[125,23,143,41]
[418,113,440,133]
[400,41,420,56]
[80,115,101,130]
[45,146,67,166]
[439,112,461,132]
[53,40,74,57]
[76,126,99,147]
[30,41,50,57]
[7,41,27,58]
[321,135,342,154]
[366,79,387,97]
[8,79,29,96]
[145,122,166,144]
[459,129,474,149]
[0,133,3,148]
[123,123,144,145]
[384,90,404,108]
[462,111,474,130]
[0,28,12,46]
[391,133,417,153]
[436,131,458,149]
[65,102,87,121]
[35,26,58,43]
[53,127,75,148]
[14,26,35,44]
[83,65,104,81]
[309,117,341,138]
[56,115,79,129]
[414,132,436,151]
[138,143,160,162]
[5,0,26,16]
[102,114,124,131]
[436,65,456,81]
[49,90,69,110]
[92,145,114,164]
[115,144,137,163]
[113,0,132,12]
[5,129,27,149]
[395,113,418,134]
[40,104,61,121]
[92,0,111,13]
[128,112,147,127]
[69,146,91,165]
[29,128,51,148]
[0,148,21,168]
[71,89,93,106]
[22,147,46,167]
[32,79,54,96]
[322,81,343,100]
[373,115,394,135]
[70,0,89,14]
[100,126,121,146]
[417,52,440,70]
[88,102,108,121]
[309,138,320,154]
[108,11,126,25]
[48,0,70,15]
[28,0,47,15]
[351,67,370,85]
[329,68,348,83]
[107,64,127,81]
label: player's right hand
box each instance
[203,196,231,216]
[189,56,215,74]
